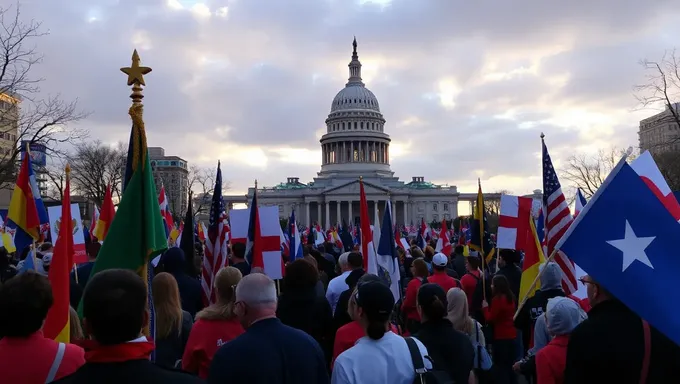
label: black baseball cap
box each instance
[356,280,394,316]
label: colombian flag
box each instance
[44,165,73,343]
[93,185,116,241]
[518,214,546,305]
[7,153,40,242]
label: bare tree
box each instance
[0,4,88,186]
[486,189,511,216]
[187,165,230,218]
[68,140,126,207]
[560,146,637,198]
[42,157,67,200]
[653,151,680,192]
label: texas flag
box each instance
[574,188,587,217]
[630,151,680,221]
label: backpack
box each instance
[472,322,492,371]
[405,337,454,384]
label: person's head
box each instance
[234,273,277,328]
[347,252,363,270]
[231,242,246,261]
[396,247,406,263]
[152,272,183,339]
[82,269,148,345]
[304,255,319,272]
[491,274,515,303]
[424,246,435,261]
[416,283,447,322]
[580,275,613,307]
[347,274,382,320]
[38,242,53,254]
[410,247,425,260]
[432,253,448,272]
[354,280,395,340]
[454,245,464,256]
[338,252,350,272]
[0,272,53,338]
[284,259,318,292]
[160,247,186,274]
[41,253,53,273]
[87,242,102,261]
[69,306,84,341]
[411,258,429,278]
[498,249,520,268]
[446,287,472,333]
[539,262,563,292]
[465,255,480,273]
[545,297,587,336]
[198,266,243,321]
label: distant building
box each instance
[639,103,680,155]
[149,147,189,217]
[0,93,20,208]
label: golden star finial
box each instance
[120,49,152,86]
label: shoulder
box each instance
[150,364,204,383]
[63,343,85,360]
[407,337,433,369]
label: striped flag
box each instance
[542,136,577,294]
[201,162,229,305]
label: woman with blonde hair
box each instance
[182,266,244,379]
[69,306,84,341]
[448,287,492,382]
[152,272,193,369]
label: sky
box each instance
[9,0,680,211]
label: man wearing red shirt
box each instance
[460,255,482,308]
[427,253,460,293]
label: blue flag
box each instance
[288,210,303,262]
[377,200,401,301]
[557,160,680,346]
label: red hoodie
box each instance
[0,331,85,383]
[182,317,245,379]
[428,270,460,293]
[483,296,517,340]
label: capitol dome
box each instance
[318,38,392,179]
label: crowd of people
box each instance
[0,236,679,383]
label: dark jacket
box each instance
[414,318,475,384]
[450,253,467,278]
[208,318,329,384]
[161,248,204,318]
[277,288,334,366]
[332,269,365,332]
[495,263,522,301]
[154,310,193,370]
[565,300,680,384]
[53,360,203,384]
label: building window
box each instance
[354,122,357,129]
[433,214,439,221]
[433,203,438,211]
[443,203,449,212]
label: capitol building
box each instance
[224,39,523,227]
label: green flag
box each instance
[78,104,167,331]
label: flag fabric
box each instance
[90,205,99,237]
[288,210,303,262]
[158,184,174,236]
[197,221,206,243]
[518,212,546,305]
[630,150,680,221]
[245,185,261,268]
[79,104,168,340]
[359,179,378,274]
[202,162,229,305]
[470,180,495,265]
[7,153,42,254]
[18,249,36,274]
[574,188,587,217]
[179,191,196,276]
[93,185,116,241]
[542,137,577,294]
[556,159,680,346]
[435,219,452,256]
[497,195,533,250]
[376,200,401,301]
[44,165,73,343]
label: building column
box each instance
[373,200,379,225]
[336,201,341,226]
[391,199,396,225]
[348,201,353,225]
[343,141,346,163]
[317,202,322,226]
[403,201,408,226]
[325,202,330,229]
[350,141,354,162]
[306,201,310,226]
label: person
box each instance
[450,245,467,278]
[183,266,244,379]
[428,253,460,292]
[333,254,365,330]
[400,258,429,334]
[536,297,586,384]
[70,306,85,341]
[482,274,517,384]
[277,259,334,366]
[160,247,204,318]
[72,242,101,292]
[304,255,327,298]
[447,287,490,383]
[151,272,193,370]
[564,275,680,383]
[230,242,250,277]
[460,255,482,310]
[54,269,202,383]
[414,283,475,384]
[0,246,17,283]
[495,249,521,300]
[0,272,85,383]
[208,273,328,383]
[332,280,431,384]
[326,252,355,313]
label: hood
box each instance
[546,296,587,335]
[539,262,563,291]
[161,247,185,274]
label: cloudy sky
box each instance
[11,0,680,209]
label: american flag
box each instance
[542,137,577,294]
[201,162,229,305]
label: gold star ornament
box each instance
[120,49,152,86]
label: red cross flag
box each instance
[497,194,534,250]
[230,206,284,280]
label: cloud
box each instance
[10,0,679,197]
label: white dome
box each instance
[331,85,381,112]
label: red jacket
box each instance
[568,295,591,313]
[536,334,570,384]
[332,320,399,368]
[460,271,481,308]
[0,331,85,383]
[182,317,245,379]
[483,296,517,340]
[401,278,423,322]
[427,270,460,293]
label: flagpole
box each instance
[513,247,559,320]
